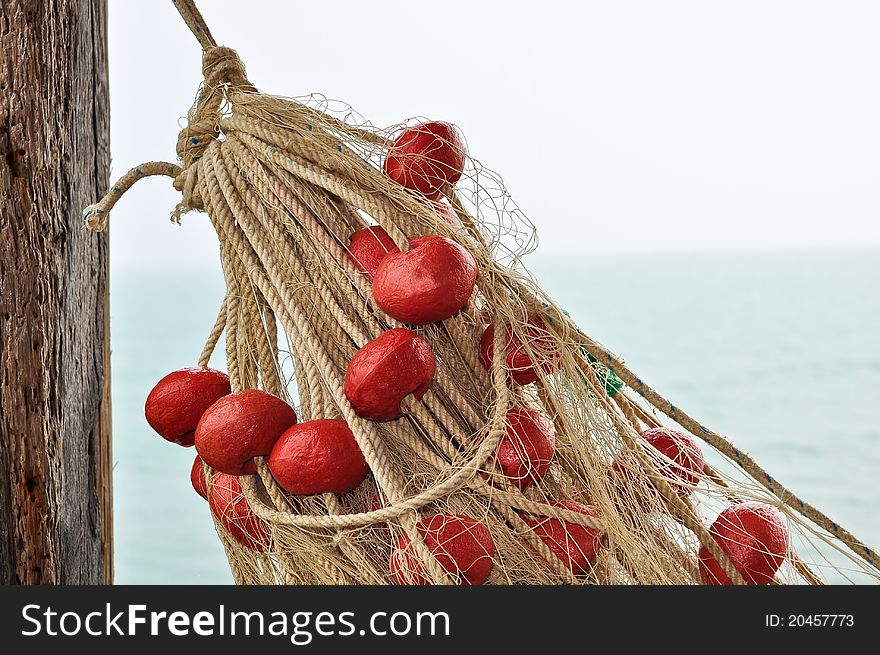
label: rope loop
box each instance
[80,43,253,229]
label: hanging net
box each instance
[83,0,879,585]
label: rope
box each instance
[171,0,217,50]
[82,162,181,231]
[198,296,227,367]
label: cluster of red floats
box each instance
[610,427,789,584]
[144,120,789,585]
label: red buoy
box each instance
[496,408,556,490]
[522,500,602,575]
[699,502,789,585]
[611,427,704,498]
[372,236,477,325]
[145,366,231,447]
[208,472,272,553]
[191,454,209,500]
[194,389,297,475]
[346,226,400,281]
[390,514,495,585]
[383,121,466,199]
[479,316,560,385]
[268,418,369,495]
[344,328,436,421]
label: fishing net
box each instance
[83,0,879,585]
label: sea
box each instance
[110,248,880,584]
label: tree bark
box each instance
[0,0,112,584]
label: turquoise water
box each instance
[110,249,880,584]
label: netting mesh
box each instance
[82,2,879,585]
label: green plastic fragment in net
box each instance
[577,345,624,397]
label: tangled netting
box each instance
[84,1,879,585]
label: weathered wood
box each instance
[0,0,112,584]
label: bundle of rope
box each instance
[83,0,879,585]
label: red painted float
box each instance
[496,408,556,490]
[522,500,602,575]
[479,316,560,385]
[145,366,231,447]
[641,427,704,487]
[390,514,495,585]
[207,472,273,553]
[344,328,436,421]
[699,502,789,585]
[346,226,400,280]
[383,121,466,199]
[191,454,209,500]
[194,389,298,475]
[611,427,705,498]
[372,236,476,325]
[268,418,369,495]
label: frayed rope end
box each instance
[171,203,193,225]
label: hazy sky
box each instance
[107,1,880,269]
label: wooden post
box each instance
[0,0,112,584]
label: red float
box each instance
[268,418,369,495]
[344,328,436,421]
[496,408,556,490]
[346,226,400,281]
[145,366,231,447]
[479,316,560,385]
[699,502,789,585]
[383,121,466,199]
[390,514,495,585]
[208,472,272,553]
[641,427,704,487]
[522,500,602,575]
[191,455,209,500]
[194,389,298,475]
[611,427,704,498]
[372,236,476,325]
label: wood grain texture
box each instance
[0,0,112,584]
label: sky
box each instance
[107,1,880,269]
